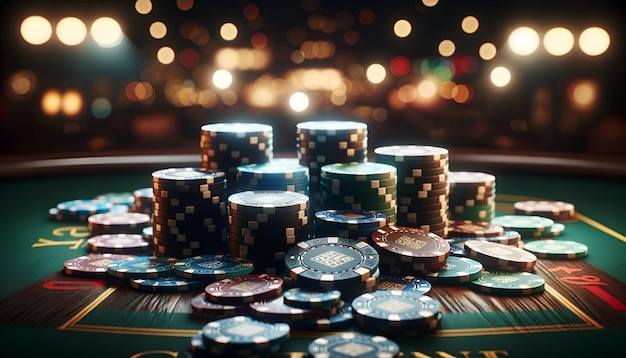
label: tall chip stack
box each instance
[319,162,397,224]
[227,190,310,275]
[448,171,496,222]
[200,122,273,194]
[151,168,228,257]
[295,120,368,212]
[236,158,310,195]
[374,145,449,238]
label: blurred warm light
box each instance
[300,40,336,60]
[579,27,610,56]
[9,71,37,96]
[479,42,497,60]
[389,56,411,76]
[197,90,218,109]
[243,4,259,20]
[91,17,123,47]
[490,66,511,87]
[157,46,175,64]
[212,69,233,89]
[41,89,62,115]
[62,90,83,116]
[358,9,375,25]
[222,90,238,106]
[180,48,200,68]
[150,22,167,39]
[215,48,271,70]
[20,16,52,45]
[438,39,456,57]
[508,26,539,56]
[439,80,456,99]
[393,19,412,38]
[56,17,87,46]
[452,84,473,104]
[251,32,267,48]
[243,77,278,108]
[417,79,438,99]
[543,27,574,56]
[344,30,359,45]
[366,63,386,84]
[220,22,238,41]
[91,98,112,119]
[289,92,310,112]
[330,90,347,106]
[125,81,154,102]
[135,0,152,14]
[568,79,598,110]
[177,0,194,11]
[398,84,418,103]
[461,16,479,34]
[422,0,439,7]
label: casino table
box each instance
[0,150,625,357]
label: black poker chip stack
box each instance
[200,122,273,194]
[296,119,368,213]
[151,167,228,258]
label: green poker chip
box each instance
[523,240,588,259]
[321,162,397,181]
[172,254,254,280]
[469,271,545,296]
[424,256,484,284]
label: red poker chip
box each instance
[463,240,537,269]
[371,225,450,264]
[447,220,504,238]
[190,293,246,319]
[204,273,283,305]
[513,200,575,220]
[63,253,136,277]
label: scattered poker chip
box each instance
[94,192,135,207]
[87,233,150,253]
[371,225,450,263]
[172,254,254,280]
[282,287,342,309]
[491,215,555,238]
[190,293,246,319]
[376,275,432,294]
[447,220,505,238]
[204,273,283,305]
[63,253,136,277]
[284,237,380,289]
[523,239,588,259]
[53,199,114,221]
[463,240,537,269]
[469,271,545,296]
[308,332,400,358]
[352,290,440,332]
[142,226,153,241]
[514,200,576,220]
[314,209,388,230]
[107,255,175,279]
[130,275,206,293]
[292,302,353,331]
[189,332,210,356]
[423,256,484,284]
[87,212,152,235]
[546,223,565,237]
[201,315,290,355]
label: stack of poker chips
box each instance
[319,162,397,224]
[448,171,496,222]
[284,236,380,300]
[151,167,228,258]
[227,190,310,274]
[370,225,451,275]
[374,145,449,237]
[313,209,388,241]
[513,200,575,221]
[296,120,368,211]
[131,188,154,216]
[200,122,273,193]
[236,158,309,194]
[463,239,538,272]
[87,212,151,236]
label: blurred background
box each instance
[1,0,624,157]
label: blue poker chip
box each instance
[282,287,342,309]
[94,192,135,207]
[314,209,388,230]
[376,275,432,294]
[423,256,484,284]
[351,290,440,328]
[107,255,175,279]
[201,316,290,352]
[189,332,210,356]
[130,275,206,292]
[308,332,399,358]
[54,199,114,221]
[172,254,254,280]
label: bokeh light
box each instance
[92,98,112,119]
[149,22,167,39]
[579,27,610,56]
[568,79,598,110]
[20,16,52,45]
[41,89,62,115]
[490,66,511,87]
[157,46,175,64]
[438,39,456,57]
[212,69,233,89]
[91,17,123,47]
[61,90,83,116]
[508,26,539,56]
[289,92,310,112]
[135,0,152,14]
[56,17,87,46]
[422,0,439,7]
[393,19,412,38]
[479,42,497,60]
[543,27,574,56]
[220,23,238,41]
[8,71,37,97]
[366,63,386,84]
[461,16,479,34]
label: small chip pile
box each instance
[320,162,398,224]
[49,199,114,222]
[284,236,380,300]
[236,158,309,194]
[313,209,388,241]
[374,145,449,237]
[200,123,273,193]
[151,167,228,257]
[514,200,576,221]
[87,212,151,236]
[308,333,400,358]
[227,190,310,274]
[296,120,368,211]
[448,171,497,222]
[131,187,153,215]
